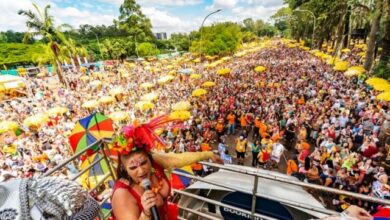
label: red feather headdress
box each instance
[113,115,183,155]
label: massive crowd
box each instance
[0,40,389,213]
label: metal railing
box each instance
[43,140,390,220]
[43,140,117,220]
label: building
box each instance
[154,32,168,40]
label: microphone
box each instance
[141,179,160,220]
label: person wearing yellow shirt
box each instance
[261,135,273,153]
[235,136,247,165]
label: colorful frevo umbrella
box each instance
[171,165,194,190]
[101,202,112,219]
[81,152,110,177]
[69,113,114,154]
[76,152,115,189]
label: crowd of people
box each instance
[0,39,389,214]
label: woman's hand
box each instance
[141,190,157,216]
[211,154,224,164]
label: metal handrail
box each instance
[43,140,102,177]
[43,140,116,220]
[71,156,105,181]
[172,189,278,220]
[200,161,390,206]
[88,172,111,193]
[171,170,337,215]
[178,205,221,220]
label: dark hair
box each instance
[304,157,311,171]
[116,148,153,185]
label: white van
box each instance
[178,165,329,220]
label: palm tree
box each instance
[61,38,88,68]
[18,3,68,86]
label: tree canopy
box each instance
[190,22,242,56]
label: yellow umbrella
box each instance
[108,111,129,122]
[37,72,46,77]
[344,66,365,77]
[344,69,361,77]
[202,81,216,87]
[170,110,191,121]
[254,66,266,73]
[80,75,90,81]
[366,77,388,86]
[92,72,102,78]
[23,114,49,127]
[216,68,231,75]
[82,100,99,109]
[326,57,339,65]
[348,66,365,73]
[193,58,201,63]
[221,57,231,61]
[157,75,175,84]
[333,61,349,71]
[190,74,201,79]
[0,121,19,134]
[358,52,366,57]
[47,107,68,116]
[341,48,351,53]
[109,87,125,96]
[141,92,159,102]
[168,70,176,75]
[140,82,154,89]
[172,101,192,111]
[166,65,174,70]
[121,73,130,78]
[192,88,207,97]
[89,80,102,87]
[372,82,390,91]
[377,91,390,101]
[99,96,115,105]
[301,46,310,51]
[135,101,154,111]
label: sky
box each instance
[0,0,285,35]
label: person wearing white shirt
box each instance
[271,142,285,164]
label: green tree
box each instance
[116,0,154,43]
[242,18,256,32]
[242,31,258,43]
[18,3,68,85]
[190,22,242,56]
[0,43,44,67]
[363,0,384,71]
[169,33,191,51]
[137,42,160,57]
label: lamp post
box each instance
[293,9,316,49]
[199,9,222,57]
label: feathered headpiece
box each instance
[113,115,183,155]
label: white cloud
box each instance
[142,7,200,34]
[142,0,202,6]
[0,0,116,31]
[242,0,284,7]
[0,0,35,31]
[97,0,202,6]
[0,0,285,34]
[206,0,238,11]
